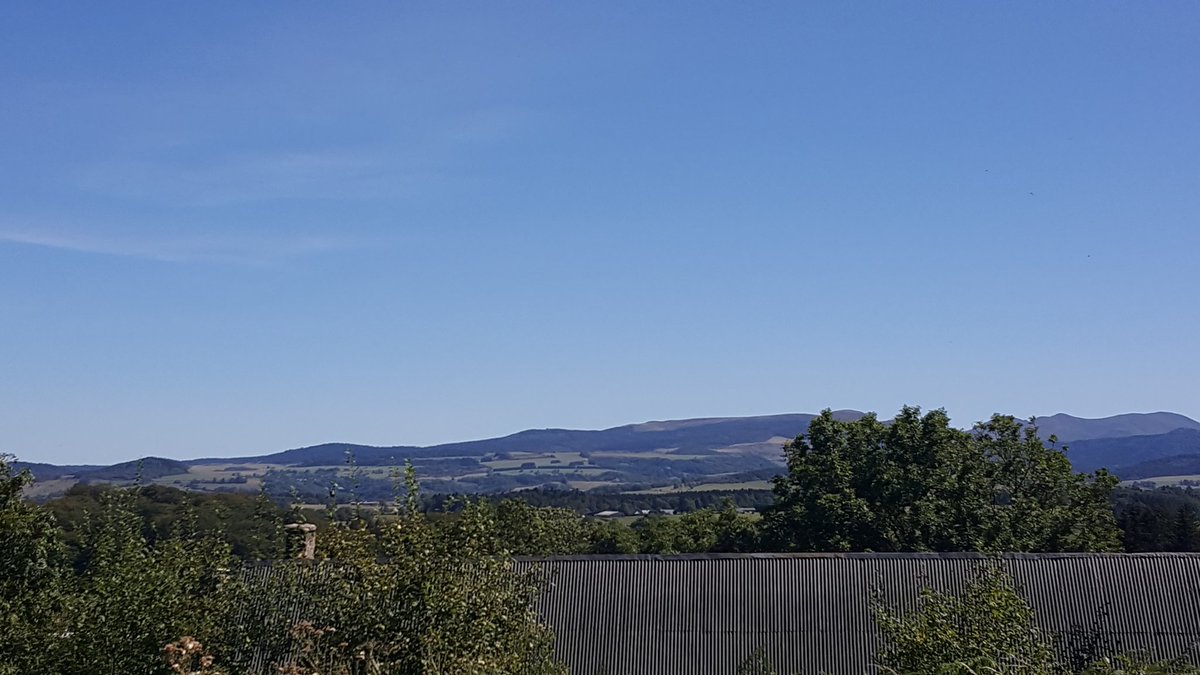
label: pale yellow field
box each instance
[22,478,80,499]
[1122,475,1200,487]
[628,480,774,494]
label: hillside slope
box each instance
[221,411,867,467]
[1065,428,1200,473]
[1033,412,1200,444]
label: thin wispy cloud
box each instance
[70,149,411,208]
[0,228,359,263]
[64,104,544,208]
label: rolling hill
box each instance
[11,409,1200,500]
[213,411,867,467]
[1064,428,1200,473]
[1033,412,1200,444]
[79,456,190,482]
[1115,453,1200,481]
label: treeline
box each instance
[36,482,765,558]
[1115,486,1200,552]
[36,482,1200,562]
[457,486,775,513]
[491,500,759,555]
[43,483,295,564]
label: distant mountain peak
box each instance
[1033,412,1200,444]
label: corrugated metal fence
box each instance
[516,553,1200,675]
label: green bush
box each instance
[874,563,1200,675]
[874,564,1057,675]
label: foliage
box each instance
[974,415,1120,552]
[735,647,779,675]
[710,500,763,552]
[874,564,1057,675]
[494,499,590,555]
[1114,487,1200,552]
[2,454,564,675]
[1,451,243,675]
[0,454,66,671]
[761,407,1122,552]
[235,465,566,675]
[492,498,761,555]
[471,486,775,516]
[460,497,760,556]
[45,483,289,563]
[876,563,1200,675]
[48,487,240,675]
[587,518,641,553]
[632,501,760,554]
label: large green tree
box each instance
[494,499,589,555]
[632,501,760,554]
[761,407,1121,552]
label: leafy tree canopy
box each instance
[761,407,1122,552]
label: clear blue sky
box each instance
[3,2,1198,465]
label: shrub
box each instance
[874,564,1056,675]
[230,466,566,674]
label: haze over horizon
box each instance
[3,3,1198,465]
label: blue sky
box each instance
[2,2,1198,464]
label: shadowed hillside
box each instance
[213,411,866,467]
[1065,428,1200,473]
[1034,412,1200,444]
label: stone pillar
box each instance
[284,523,318,560]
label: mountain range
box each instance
[1032,412,1200,444]
[11,410,1200,500]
